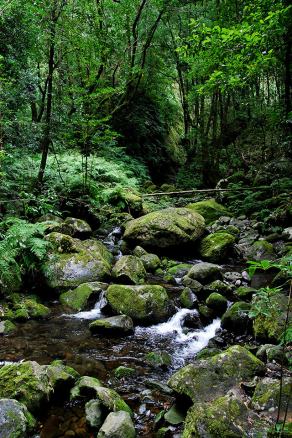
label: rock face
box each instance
[187,199,230,225]
[0,398,36,438]
[42,233,113,289]
[252,377,291,414]
[183,262,222,285]
[106,284,170,323]
[85,399,103,428]
[183,390,268,438]
[97,411,136,438]
[111,255,146,285]
[59,282,107,311]
[168,346,265,403]
[89,315,134,335]
[206,292,228,314]
[247,240,275,260]
[123,208,205,250]
[199,232,236,262]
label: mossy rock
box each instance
[59,282,107,311]
[199,232,236,263]
[64,217,92,238]
[247,240,275,261]
[0,361,53,413]
[196,347,222,360]
[114,366,136,379]
[123,207,205,250]
[203,280,233,299]
[45,360,79,392]
[145,351,172,368]
[3,296,50,322]
[252,294,290,342]
[184,262,222,285]
[97,411,135,438]
[70,376,103,400]
[140,253,161,272]
[168,346,265,404]
[206,293,228,315]
[42,236,113,290]
[0,320,16,334]
[85,399,103,429]
[187,199,230,225]
[180,288,197,309]
[221,301,251,334]
[95,387,133,416]
[235,286,257,301]
[183,391,269,438]
[111,255,146,285]
[106,284,170,323]
[252,377,291,413]
[89,315,134,335]
[0,398,36,438]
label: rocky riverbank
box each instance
[0,200,291,437]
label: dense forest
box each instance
[0,0,291,437]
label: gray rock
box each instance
[64,217,92,237]
[111,255,146,285]
[89,315,134,335]
[0,398,36,438]
[184,262,222,285]
[97,411,136,438]
[85,399,103,428]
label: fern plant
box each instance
[0,218,49,294]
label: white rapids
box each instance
[136,308,221,367]
[63,293,107,320]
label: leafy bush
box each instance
[0,218,49,294]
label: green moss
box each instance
[59,282,104,311]
[2,320,16,333]
[187,199,230,225]
[168,346,265,404]
[0,361,52,412]
[180,288,196,309]
[206,292,227,314]
[95,386,133,416]
[145,351,172,368]
[114,366,136,379]
[252,377,291,411]
[183,394,248,437]
[221,301,251,333]
[123,207,205,249]
[199,232,236,263]
[106,284,170,323]
[203,280,233,298]
[112,255,146,285]
[248,240,275,260]
[235,286,257,301]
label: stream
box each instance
[0,228,273,437]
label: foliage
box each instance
[0,218,49,293]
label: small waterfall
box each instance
[103,227,122,254]
[64,292,107,320]
[136,309,221,367]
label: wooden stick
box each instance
[142,186,286,198]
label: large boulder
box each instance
[0,361,78,413]
[183,262,222,285]
[106,284,170,323]
[111,256,146,285]
[42,233,113,290]
[246,240,275,261]
[168,346,265,404]
[59,282,107,311]
[97,411,136,438]
[199,232,236,262]
[89,315,134,335]
[187,199,230,225]
[183,391,269,438]
[123,208,205,250]
[0,362,52,412]
[0,398,36,438]
[64,217,92,238]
